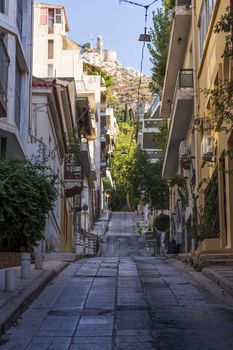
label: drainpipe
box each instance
[28,0,34,137]
[192,0,199,252]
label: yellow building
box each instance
[161,0,233,258]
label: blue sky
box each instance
[41,0,162,76]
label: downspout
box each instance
[28,0,34,138]
[192,0,199,252]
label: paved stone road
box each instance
[2,212,233,349]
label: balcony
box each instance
[90,162,97,181]
[163,69,194,178]
[148,95,160,118]
[142,119,162,132]
[0,34,10,117]
[80,140,91,176]
[64,160,83,197]
[146,150,163,163]
[161,0,192,117]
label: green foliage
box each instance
[67,126,80,162]
[162,0,175,11]
[214,6,233,58]
[144,160,169,210]
[123,103,129,123]
[102,177,112,191]
[110,122,136,205]
[106,89,120,106]
[153,119,168,152]
[148,7,172,94]
[169,174,189,207]
[169,174,186,187]
[0,158,59,252]
[111,115,169,210]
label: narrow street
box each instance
[2,213,233,350]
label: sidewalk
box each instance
[0,211,112,337]
[0,260,68,336]
[202,265,233,296]
[173,255,233,297]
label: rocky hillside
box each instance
[81,45,153,114]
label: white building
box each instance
[33,3,83,80]
[30,77,78,252]
[138,96,163,163]
[33,2,104,237]
[0,0,33,159]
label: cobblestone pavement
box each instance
[2,212,233,350]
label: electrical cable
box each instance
[119,0,158,153]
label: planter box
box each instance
[0,252,22,269]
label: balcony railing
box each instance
[64,159,82,181]
[176,0,191,6]
[170,69,193,116]
[0,34,9,116]
[178,69,193,88]
[146,150,163,160]
[17,0,23,37]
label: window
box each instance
[48,9,54,33]
[199,1,207,57]
[15,61,22,130]
[17,0,23,37]
[48,64,53,77]
[40,8,48,25]
[48,40,54,59]
[0,0,4,13]
[0,33,10,116]
[55,9,62,24]
[198,0,216,58]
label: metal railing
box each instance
[0,34,9,114]
[17,0,23,37]
[176,0,192,6]
[170,69,193,115]
[178,69,193,88]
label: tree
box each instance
[110,122,136,209]
[0,159,59,252]
[148,6,172,94]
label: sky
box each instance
[39,0,162,76]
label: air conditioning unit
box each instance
[179,140,189,159]
[201,136,213,161]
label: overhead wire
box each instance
[120,0,158,152]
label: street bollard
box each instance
[80,239,84,254]
[21,252,31,279]
[35,253,44,270]
[75,238,81,254]
[5,269,16,292]
[85,238,88,254]
[88,240,92,254]
[90,240,94,254]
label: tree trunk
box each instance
[126,192,131,211]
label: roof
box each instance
[35,3,70,32]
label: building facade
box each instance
[161,0,233,258]
[0,0,33,159]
